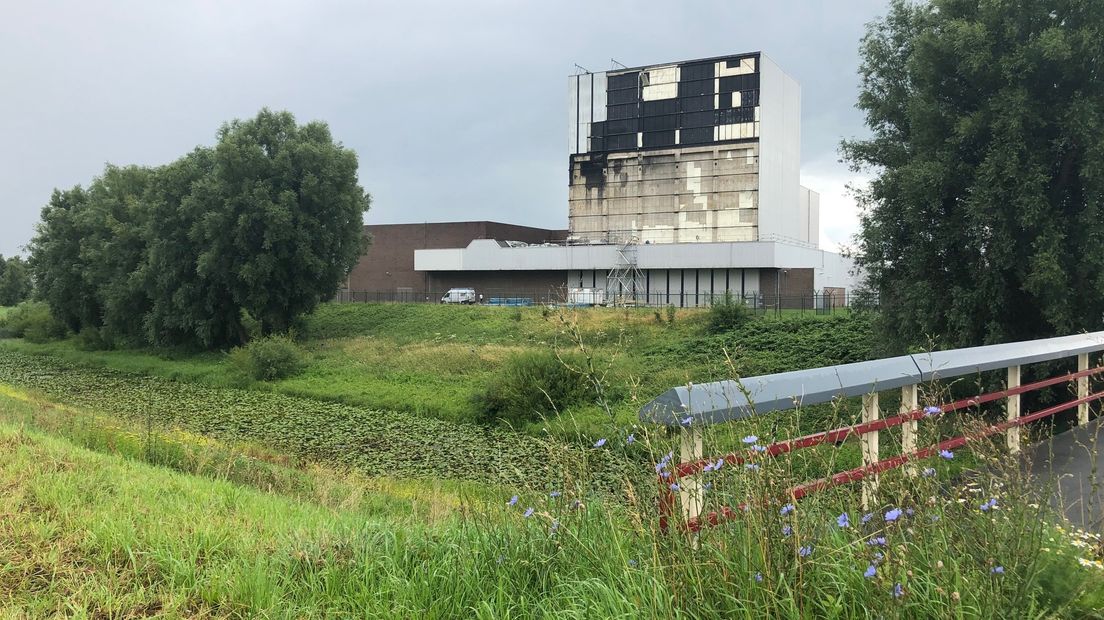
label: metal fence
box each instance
[640,331,1104,532]
[334,289,872,315]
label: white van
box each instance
[441,288,477,304]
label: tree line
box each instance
[28,109,369,349]
[0,256,32,306]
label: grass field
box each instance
[0,303,876,440]
[3,387,1102,617]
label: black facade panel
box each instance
[680,126,713,144]
[608,88,639,105]
[678,79,713,97]
[589,121,606,138]
[589,136,605,151]
[716,107,756,124]
[642,130,676,148]
[718,92,732,108]
[740,89,760,107]
[606,134,638,150]
[680,61,715,81]
[643,99,678,116]
[606,103,638,121]
[725,57,754,69]
[605,118,639,135]
[642,114,677,131]
[678,110,714,128]
[607,72,639,90]
[679,95,714,112]
[718,74,759,93]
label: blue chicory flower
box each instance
[752,445,767,453]
[593,438,607,448]
[991,566,1004,574]
[626,434,635,444]
[549,491,561,498]
[798,545,813,558]
[867,537,887,547]
[714,458,724,470]
[628,559,637,567]
[864,565,876,579]
[508,495,519,506]
[980,498,998,512]
[885,508,902,522]
[550,519,560,534]
[782,525,793,537]
[861,512,873,524]
[523,507,534,518]
[704,463,715,473]
[905,508,914,517]
[703,482,713,491]
[940,449,954,460]
[682,416,693,426]
[754,572,763,582]
[923,405,941,416]
[742,435,759,444]
[746,463,760,471]
[893,583,904,598]
[837,512,850,528]
[922,467,936,477]
[780,504,795,516]
[669,483,680,491]
[873,552,884,562]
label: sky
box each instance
[0,0,888,258]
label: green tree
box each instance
[0,256,33,305]
[843,0,1104,351]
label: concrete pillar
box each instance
[861,393,879,510]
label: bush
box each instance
[707,291,753,333]
[473,350,591,426]
[228,334,305,381]
[74,326,114,351]
[0,301,68,342]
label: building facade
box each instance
[346,52,858,308]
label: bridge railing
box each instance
[639,331,1104,532]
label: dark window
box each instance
[606,103,638,121]
[642,99,677,116]
[605,118,638,135]
[607,72,639,90]
[719,74,759,93]
[642,130,676,147]
[605,133,638,150]
[678,79,714,97]
[679,62,714,81]
[718,91,732,108]
[725,57,755,69]
[589,121,606,138]
[589,136,605,152]
[678,110,714,128]
[643,114,677,131]
[607,88,639,105]
[715,107,755,124]
[679,94,714,112]
[740,89,760,107]
[679,126,713,145]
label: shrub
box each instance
[473,350,591,426]
[0,301,68,342]
[706,291,753,333]
[74,326,114,351]
[665,305,676,325]
[228,334,305,381]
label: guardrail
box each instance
[639,331,1104,532]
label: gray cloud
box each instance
[0,0,889,257]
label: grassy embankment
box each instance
[2,383,1103,617]
[0,303,875,437]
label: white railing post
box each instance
[900,384,918,475]
[1079,353,1090,425]
[861,393,879,510]
[1007,365,1020,454]
[679,425,704,525]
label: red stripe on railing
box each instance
[672,366,1104,478]
[678,390,1103,532]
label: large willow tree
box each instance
[844,0,1104,351]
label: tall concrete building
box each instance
[349,51,858,308]
[567,52,819,246]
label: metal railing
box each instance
[639,331,1104,531]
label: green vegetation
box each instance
[706,291,753,333]
[0,300,68,342]
[845,0,1104,350]
[472,349,592,425]
[0,303,875,440]
[2,384,1102,617]
[28,109,369,349]
[0,255,32,305]
[228,334,305,381]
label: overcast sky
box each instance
[0,0,889,258]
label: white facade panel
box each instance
[757,54,802,244]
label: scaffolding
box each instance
[605,233,646,306]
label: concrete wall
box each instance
[569,267,762,307]
[757,54,803,245]
[568,144,760,244]
[346,222,566,292]
[426,270,568,300]
[798,185,821,247]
